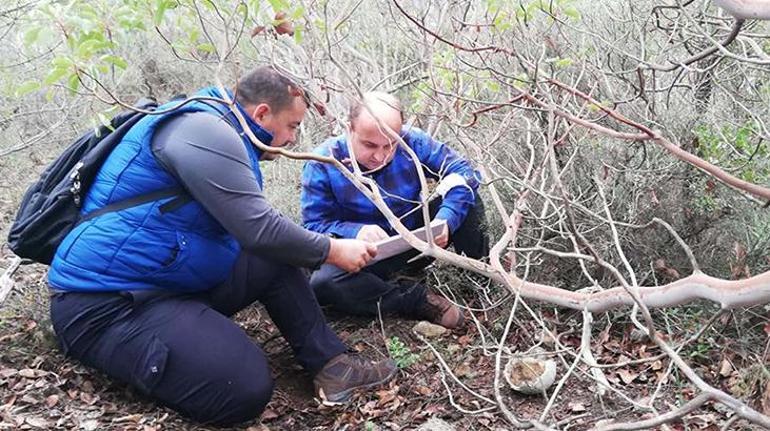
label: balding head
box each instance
[347,92,404,171]
[348,92,404,132]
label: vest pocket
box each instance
[157,232,188,272]
[111,229,188,277]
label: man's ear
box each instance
[251,103,271,122]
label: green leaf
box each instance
[555,58,573,69]
[67,73,80,94]
[195,42,216,53]
[513,72,529,90]
[52,56,73,69]
[77,38,111,58]
[78,3,99,20]
[154,0,171,26]
[290,6,305,19]
[44,67,69,85]
[493,12,512,31]
[97,112,112,129]
[15,81,41,96]
[293,25,304,44]
[563,6,581,20]
[267,0,290,12]
[101,54,128,69]
[23,27,42,47]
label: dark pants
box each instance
[310,197,489,318]
[50,253,347,426]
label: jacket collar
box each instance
[195,86,274,151]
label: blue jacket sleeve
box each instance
[301,161,365,239]
[410,129,479,233]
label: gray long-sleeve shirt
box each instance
[151,111,330,268]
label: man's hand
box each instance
[327,238,378,272]
[433,222,449,249]
[356,225,389,243]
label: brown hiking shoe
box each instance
[314,353,397,404]
[417,292,465,329]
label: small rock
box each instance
[413,321,447,338]
[418,417,456,431]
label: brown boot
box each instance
[417,292,465,329]
[313,353,397,404]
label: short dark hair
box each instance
[235,66,308,112]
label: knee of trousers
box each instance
[193,366,275,426]
[309,267,338,294]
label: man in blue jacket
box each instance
[48,67,396,425]
[301,92,488,329]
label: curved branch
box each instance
[643,18,745,72]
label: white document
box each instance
[368,219,447,264]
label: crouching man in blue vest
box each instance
[47,67,397,425]
[301,92,489,330]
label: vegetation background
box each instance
[0,0,769,429]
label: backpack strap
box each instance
[79,186,187,224]
[78,95,195,224]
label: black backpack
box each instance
[7,97,186,265]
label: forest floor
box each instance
[1,251,769,430]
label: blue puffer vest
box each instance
[48,87,271,292]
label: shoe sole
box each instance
[319,367,398,404]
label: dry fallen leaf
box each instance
[375,389,397,405]
[80,419,100,431]
[114,414,143,423]
[45,394,59,408]
[25,416,49,429]
[0,368,17,378]
[79,392,98,405]
[414,386,432,396]
[458,335,472,346]
[454,363,472,378]
[617,369,638,385]
[20,394,38,405]
[261,409,279,421]
[18,369,36,378]
[718,358,733,377]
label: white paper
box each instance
[368,219,447,264]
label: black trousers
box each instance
[310,197,489,318]
[50,252,347,426]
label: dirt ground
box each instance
[1,253,768,430]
